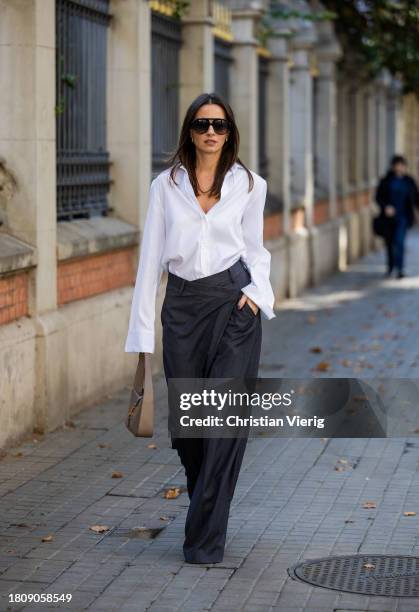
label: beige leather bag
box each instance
[125,353,154,437]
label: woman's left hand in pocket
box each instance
[237,294,259,315]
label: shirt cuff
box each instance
[240,286,276,320]
[124,329,155,353]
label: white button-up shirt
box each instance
[124,162,276,353]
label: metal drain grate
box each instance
[288,555,419,597]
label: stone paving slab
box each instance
[1,231,419,611]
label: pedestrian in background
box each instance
[375,155,419,278]
[125,92,276,563]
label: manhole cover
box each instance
[288,555,419,597]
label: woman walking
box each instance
[124,93,276,564]
[375,155,419,278]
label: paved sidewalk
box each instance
[1,230,419,612]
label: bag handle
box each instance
[138,352,154,436]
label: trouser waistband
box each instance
[167,259,249,293]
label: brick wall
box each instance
[57,248,136,306]
[0,272,29,324]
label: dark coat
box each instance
[375,171,419,229]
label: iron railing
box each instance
[214,38,233,102]
[56,0,111,220]
[151,12,182,177]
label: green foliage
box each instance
[55,54,78,116]
[168,0,190,20]
[61,74,78,89]
[55,97,65,117]
[320,0,419,96]
[257,4,336,48]
[263,1,418,96]
[269,7,336,22]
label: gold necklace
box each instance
[197,178,213,195]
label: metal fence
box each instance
[56,0,111,221]
[214,38,233,102]
[151,12,182,177]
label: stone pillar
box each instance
[314,55,340,219]
[386,80,404,160]
[366,85,378,188]
[336,79,350,214]
[289,44,314,226]
[360,87,370,188]
[0,0,56,314]
[108,0,151,230]
[312,11,341,218]
[401,94,419,180]
[376,72,391,175]
[267,36,291,232]
[230,9,261,169]
[378,90,388,174]
[354,88,366,193]
[179,0,214,122]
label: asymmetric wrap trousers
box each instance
[161,258,262,563]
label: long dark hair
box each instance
[165,92,254,198]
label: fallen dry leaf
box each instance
[310,346,322,354]
[111,471,123,478]
[98,443,110,449]
[147,443,157,449]
[163,487,181,499]
[383,311,397,318]
[363,501,377,509]
[42,535,54,542]
[363,563,375,570]
[403,511,416,517]
[90,525,110,533]
[314,361,330,372]
[12,452,23,458]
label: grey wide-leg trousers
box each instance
[161,258,262,563]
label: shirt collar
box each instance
[177,162,239,205]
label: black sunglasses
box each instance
[190,118,231,135]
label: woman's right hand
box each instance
[384,205,396,217]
